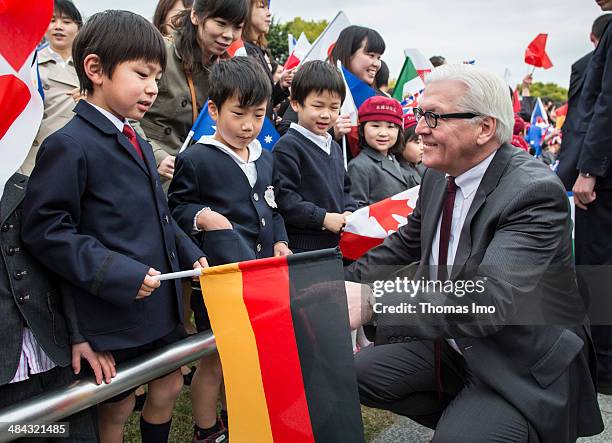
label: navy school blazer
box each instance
[21,100,204,351]
[168,141,288,264]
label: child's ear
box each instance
[290,99,300,113]
[208,101,219,122]
[83,54,104,87]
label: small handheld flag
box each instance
[524,34,553,69]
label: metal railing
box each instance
[0,332,217,442]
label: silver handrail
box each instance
[0,332,216,442]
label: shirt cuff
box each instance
[193,207,210,233]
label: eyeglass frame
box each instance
[413,107,483,129]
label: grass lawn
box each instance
[124,386,396,442]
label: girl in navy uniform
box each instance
[168,57,289,443]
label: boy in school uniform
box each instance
[168,56,290,443]
[273,60,356,253]
[21,11,206,443]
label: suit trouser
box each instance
[575,190,612,383]
[355,340,538,443]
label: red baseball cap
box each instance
[403,113,417,130]
[358,96,403,127]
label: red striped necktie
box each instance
[122,124,143,160]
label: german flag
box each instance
[200,248,364,443]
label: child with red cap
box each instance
[394,113,425,187]
[348,96,414,207]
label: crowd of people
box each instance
[1,0,611,442]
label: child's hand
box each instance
[192,257,209,280]
[196,210,232,231]
[72,341,116,385]
[342,211,353,218]
[323,212,346,234]
[279,67,296,89]
[137,268,161,299]
[65,87,85,103]
[157,155,175,180]
[333,115,352,140]
[274,242,292,257]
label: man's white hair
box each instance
[425,64,514,144]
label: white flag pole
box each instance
[153,269,202,281]
[179,130,194,154]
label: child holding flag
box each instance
[274,61,356,252]
[21,11,206,442]
[347,95,411,207]
[168,57,290,443]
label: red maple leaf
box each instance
[368,197,414,233]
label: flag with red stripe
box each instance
[200,249,364,443]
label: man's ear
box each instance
[290,99,300,113]
[208,101,219,122]
[83,54,104,88]
[476,116,497,146]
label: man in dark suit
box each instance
[571,3,612,394]
[557,13,611,190]
[345,64,603,442]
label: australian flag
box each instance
[186,100,280,151]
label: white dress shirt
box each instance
[89,102,129,131]
[290,122,332,155]
[428,151,496,353]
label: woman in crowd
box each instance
[153,0,194,37]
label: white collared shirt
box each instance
[290,122,332,155]
[197,135,262,188]
[88,102,129,132]
[428,151,496,354]
[47,47,72,68]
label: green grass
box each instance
[123,387,396,442]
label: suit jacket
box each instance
[21,101,203,351]
[348,146,412,207]
[168,141,288,264]
[575,22,612,189]
[557,51,593,190]
[346,143,603,442]
[0,173,79,385]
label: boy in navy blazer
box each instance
[273,61,356,252]
[21,11,206,443]
[168,57,289,443]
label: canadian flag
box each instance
[340,186,420,260]
[284,32,310,70]
[0,0,53,192]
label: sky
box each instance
[75,0,607,89]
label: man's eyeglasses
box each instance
[413,107,482,129]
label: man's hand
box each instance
[192,257,209,280]
[196,210,232,231]
[573,175,597,210]
[333,115,352,140]
[72,341,116,385]
[274,242,292,257]
[323,212,346,234]
[157,155,175,180]
[137,268,161,299]
[345,281,374,330]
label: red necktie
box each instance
[434,176,458,398]
[122,124,143,160]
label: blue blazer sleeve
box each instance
[21,133,149,308]
[273,142,327,229]
[168,153,208,236]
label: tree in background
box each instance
[268,17,329,64]
[527,81,568,103]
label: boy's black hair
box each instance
[53,0,83,28]
[329,25,385,68]
[174,0,249,73]
[358,122,404,155]
[374,60,389,90]
[209,57,271,110]
[290,60,346,106]
[73,10,167,94]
